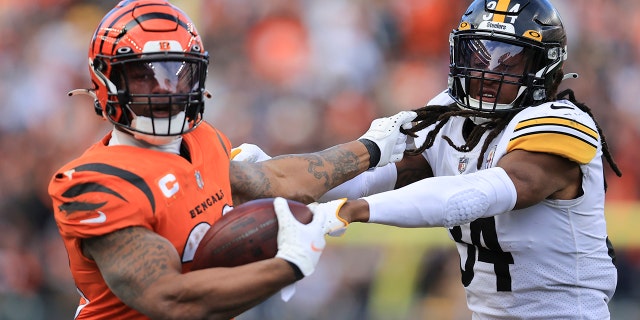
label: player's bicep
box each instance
[82,227,182,311]
[497,149,581,209]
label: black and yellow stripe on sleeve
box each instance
[507,116,599,164]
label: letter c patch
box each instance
[159,173,179,198]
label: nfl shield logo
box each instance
[195,170,204,189]
[485,145,497,169]
[458,157,468,174]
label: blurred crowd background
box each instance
[0,0,639,319]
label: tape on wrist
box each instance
[358,138,380,169]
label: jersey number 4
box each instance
[449,217,514,292]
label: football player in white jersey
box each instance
[284,0,623,319]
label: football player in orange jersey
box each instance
[48,1,415,319]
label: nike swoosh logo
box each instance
[80,211,107,224]
[550,104,574,110]
[310,241,324,252]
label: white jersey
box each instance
[419,92,617,319]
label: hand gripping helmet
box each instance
[87,0,209,144]
[448,0,567,113]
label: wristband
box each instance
[358,138,380,169]
[286,260,305,281]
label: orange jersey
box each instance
[49,122,233,319]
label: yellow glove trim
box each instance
[230,148,242,160]
[335,198,349,227]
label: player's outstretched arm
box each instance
[230,111,416,205]
[82,226,302,320]
[230,138,431,203]
[313,149,581,234]
[312,166,518,234]
[230,140,369,205]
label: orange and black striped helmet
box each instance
[88,0,209,142]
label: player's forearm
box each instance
[318,163,398,202]
[141,259,296,320]
[364,167,517,227]
[269,140,371,201]
[231,140,371,204]
[87,227,294,319]
[335,167,518,228]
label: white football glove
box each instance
[273,197,326,277]
[359,111,417,167]
[230,143,272,162]
[404,122,417,150]
[307,198,348,237]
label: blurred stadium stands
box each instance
[0,0,638,319]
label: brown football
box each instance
[191,198,313,270]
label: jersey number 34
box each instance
[449,217,514,292]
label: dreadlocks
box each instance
[556,89,623,182]
[403,104,513,170]
[403,88,622,178]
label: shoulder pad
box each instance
[426,90,455,106]
[507,101,599,164]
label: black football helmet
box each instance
[448,0,567,113]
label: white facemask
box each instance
[109,128,182,154]
[130,111,189,145]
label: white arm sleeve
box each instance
[318,163,397,202]
[364,167,517,228]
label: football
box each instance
[191,198,313,270]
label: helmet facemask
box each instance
[449,29,564,114]
[97,49,208,145]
